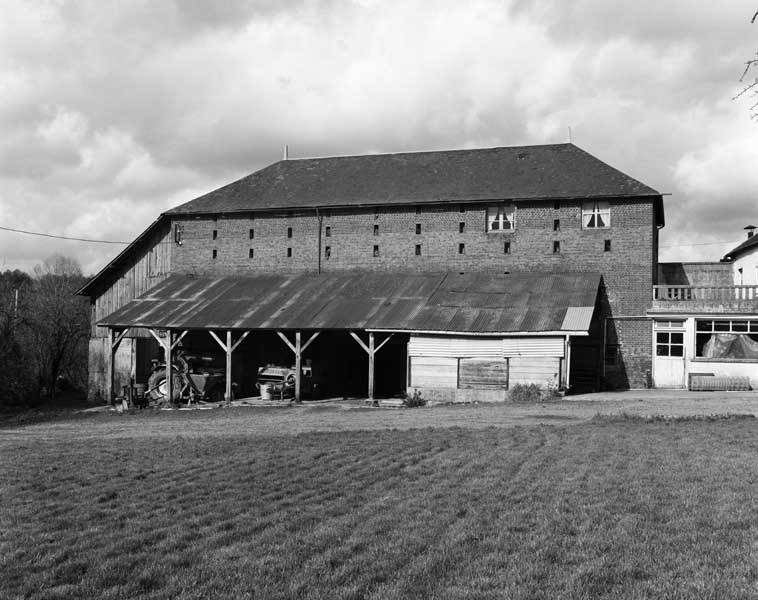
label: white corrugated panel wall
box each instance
[502,337,564,357]
[409,356,458,388]
[408,335,503,357]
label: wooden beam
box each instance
[294,331,302,403]
[209,330,227,352]
[106,329,115,404]
[148,328,163,345]
[301,331,320,353]
[171,330,189,350]
[374,333,394,354]
[111,328,128,351]
[276,331,296,354]
[349,331,370,354]
[230,331,250,353]
[225,330,233,405]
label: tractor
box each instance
[145,349,226,406]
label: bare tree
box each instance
[28,254,89,401]
[735,10,758,119]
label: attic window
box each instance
[486,204,515,232]
[582,201,610,228]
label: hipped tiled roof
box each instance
[168,143,660,215]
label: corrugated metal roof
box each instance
[168,144,660,215]
[100,271,600,334]
[561,306,596,332]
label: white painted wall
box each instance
[732,245,758,286]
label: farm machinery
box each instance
[144,350,226,406]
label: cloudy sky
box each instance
[1,0,757,275]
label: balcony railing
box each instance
[653,285,758,302]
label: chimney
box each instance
[283,144,289,160]
[745,224,756,239]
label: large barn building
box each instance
[78,143,667,402]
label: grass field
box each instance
[3,412,758,598]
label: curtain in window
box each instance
[582,201,609,228]
[702,333,758,359]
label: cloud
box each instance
[0,0,757,273]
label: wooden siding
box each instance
[408,335,503,357]
[409,356,458,388]
[458,358,508,389]
[502,337,564,357]
[92,225,172,338]
[508,357,560,388]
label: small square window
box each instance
[458,243,465,255]
[325,246,331,258]
[249,228,254,239]
[287,247,292,257]
[604,239,611,252]
[416,224,421,235]
[212,249,217,259]
[553,219,560,232]
[554,200,560,210]
[582,200,610,228]
[325,226,331,237]
[373,245,379,257]
[504,241,511,254]
[415,244,421,256]
[287,227,292,238]
[212,229,218,240]
[373,224,379,236]
[459,222,465,233]
[486,204,515,232]
[553,241,560,253]
[248,248,254,258]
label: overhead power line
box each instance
[659,239,741,249]
[0,225,128,245]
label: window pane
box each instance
[596,214,606,227]
[733,321,748,332]
[697,320,713,331]
[714,321,730,332]
[750,322,758,333]
[656,345,670,356]
[670,332,683,344]
[670,345,684,357]
[656,332,669,344]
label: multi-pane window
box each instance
[582,200,610,228]
[486,204,515,232]
[696,320,758,358]
[655,320,685,357]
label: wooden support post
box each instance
[295,331,302,403]
[225,330,232,405]
[107,328,128,405]
[350,331,393,404]
[368,331,375,402]
[165,331,173,405]
[276,331,319,403]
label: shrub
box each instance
[404,388,426,408]
[507,383,544,403]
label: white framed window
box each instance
[654,320,685,357]
[486,204,515,232]
[582,200,610,228]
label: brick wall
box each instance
[603,317,653,389]
[172,198,655,312]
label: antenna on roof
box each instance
[283,144,289,160]
[568,126,572,143]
